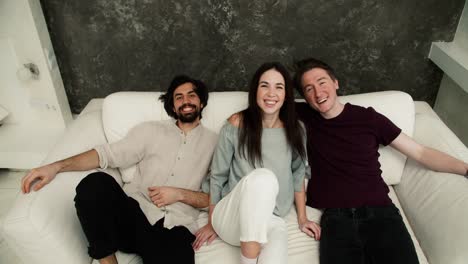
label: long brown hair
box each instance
[239,62,306,167]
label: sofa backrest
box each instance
[102,90,414,184]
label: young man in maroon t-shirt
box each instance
[293,58,468,264]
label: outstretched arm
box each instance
[295,181,321,240]
[390,132,468,176]
[21,149,100,193]
[148,186,209,208]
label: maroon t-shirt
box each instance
[296,102,402,208]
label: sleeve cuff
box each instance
[210,191,221,205]
[294,178,305,192]
[93,145,108,169]
[201,176,210,194]
[293,169,306,192]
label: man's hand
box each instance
[193,223,218,251]
[299,219,321,240]
[148,186,183,207]
[21,164,60,194]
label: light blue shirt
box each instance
[209,122,306,217]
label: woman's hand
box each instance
[193,222,218,250]
[299,219,321,240]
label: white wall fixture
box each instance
[429,42,468,94]
[16,62,40,81]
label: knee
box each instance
[244,168,279,196]
[75,172,117,201]
[268,218,287,236]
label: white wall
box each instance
[433,0,468,146]
[0,39,29,124]
[0,0,72,128]
[0,0,73,168]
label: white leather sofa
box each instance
[3,91,468,264]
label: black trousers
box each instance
[74,172,195,263]
[320,205,419,264]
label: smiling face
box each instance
[301,68,343,119]
[256,69,286,119]
[172,82,203,123]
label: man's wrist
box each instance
[52,161,64,173]
[177,188,185,202]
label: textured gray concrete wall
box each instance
[39,0,465,113]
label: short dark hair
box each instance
[293,58,337,97]
[159,75,209,119]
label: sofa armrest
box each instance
[2,109,121,264]
[395,112,468,264]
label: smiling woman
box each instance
[195,62,316,264]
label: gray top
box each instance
[95,120,218,233]
[209,122,306,217]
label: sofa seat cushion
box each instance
[388,187,428,264]
[97,186,429,264]
[396,113,468,264]
[91,207,322,264]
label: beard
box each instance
[176,104,201,123]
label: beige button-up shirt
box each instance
[94,120,218,233]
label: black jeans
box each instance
[74,172,195,263]
[320,205,419,264]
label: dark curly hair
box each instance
[159,75,209,119]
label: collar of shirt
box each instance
[169,119,203,139]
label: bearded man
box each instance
[21,75,218,264]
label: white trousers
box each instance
[212,168,288,264]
